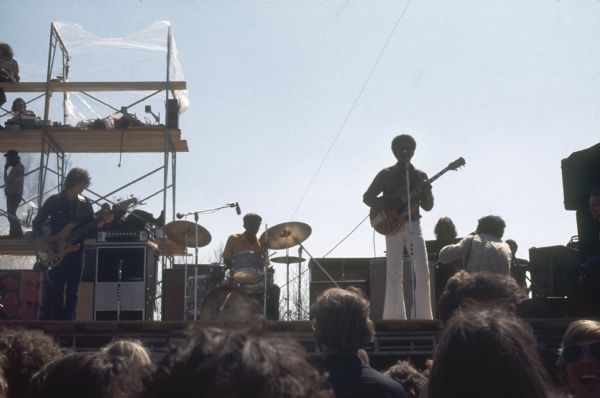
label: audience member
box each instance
[0,328,62,398]
[3,150,24,238]
[384,360,427,398]
[0,354,7,398]
[439,215,512,275]
[127,326,332,398]
[100,339,152,368]
[312,287,407,398]
[557,319,600,398]
[437,270,526,323]
[0,43,19,108]
[27,351,128,398]
[428,307,552,398]
[5,98,36,129]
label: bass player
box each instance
[363,134,433,320]
[32,168,112,320]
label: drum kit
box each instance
[163,219,318,321]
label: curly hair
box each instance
[429,307,551,398]
[437,270,527,323]
[384,360,427,398]
[63,168,91,191]
[434,217,457,241]
[311,287,375,353]
[557,319,600,390]
[139,326,332,398]
[391,134,416,152]
[27,351,132,398]
[0,328,62,398]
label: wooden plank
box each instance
[0,81,187,93]
[0,128,188,153]
[0,239,37,256]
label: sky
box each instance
[2,0,599,272]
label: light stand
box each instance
[405,167,417,320]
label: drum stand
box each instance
[181,213,201,321]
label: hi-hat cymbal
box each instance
[164,220,211,247]
[260,222,311,250]
[270,256,306,264]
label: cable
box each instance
[289,0,414,219]
[279,214,370,290]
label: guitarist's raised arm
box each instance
[417,171,434,212]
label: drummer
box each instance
[222,213,280,320]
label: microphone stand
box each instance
[178,202,238,321]
[405,166,417,320]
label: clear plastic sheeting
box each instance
[50,21,188,125]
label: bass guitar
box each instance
[35,197,137,268]
[369,157,466,236]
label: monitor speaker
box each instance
[166,99,179,128]
[82,244,157,320]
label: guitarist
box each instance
[32,168,112,320]
[363,134,433,320]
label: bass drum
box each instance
[199,285,261,321]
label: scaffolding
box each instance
[0,22,190,316]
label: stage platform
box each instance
[0,318,572,363]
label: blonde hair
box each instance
[100,339,151,367]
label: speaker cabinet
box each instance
[82,243,157,320]
[309,257,438,320]
[561,143,600,210]
[309,258,386,319]
[162,265,219,320]
[0,270,42,320]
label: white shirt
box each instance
[439,233,512,275]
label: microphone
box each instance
[176,212,185,219]
[235,202,241,215]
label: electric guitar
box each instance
[36,198,136,268]
[369,157,466,236]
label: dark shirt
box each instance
[363,163,433,218]
[321,353,407,398]
[32,192,95,244]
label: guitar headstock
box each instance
[114,197,138,211]
[447,157,466,171]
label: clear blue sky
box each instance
[2,0,599,266]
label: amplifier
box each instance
[97,229,151,242]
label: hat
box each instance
[4,149,19,159]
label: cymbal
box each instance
[164,220,211,247]
[260,222,311,250]
[270,256,306,264]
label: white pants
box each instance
[384,221,433,320]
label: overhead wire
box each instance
[289,0,414,220]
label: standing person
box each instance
[363,134,434,320]
[222,213,280,320]
[311,287,407,398]
[32,168,111,320]
[3,150,24,238]
[439,215,512,276]
[0,42,19,108]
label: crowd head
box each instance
[437,270,527,323]
[0,329,62,398]
[384,360,427,398]
[558,319,600,398]
[311,287,375,353]
[429,307,552,398]
[139,326,332,398]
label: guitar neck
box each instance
[68,219,98,243]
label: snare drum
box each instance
[231,251,264,284]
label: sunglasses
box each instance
[562,341,600,364]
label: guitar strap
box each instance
[463,235,475,269]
